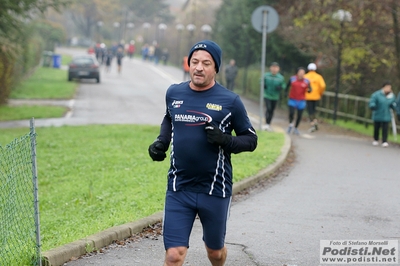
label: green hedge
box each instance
[0,19,65,105]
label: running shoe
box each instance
[287,125,293,134]
[262,124,273,132]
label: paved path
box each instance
[3,49,399,265]
[64,127,400,265]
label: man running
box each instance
[148,40,257,266]
[304,63,326,132]
[262,62,286,131]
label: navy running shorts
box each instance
[163,190,231,250]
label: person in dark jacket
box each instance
[104,49,113,72]
[154,44,162,65]
[116,47,124,73]
[369,81,397,147]
[225,59,238,91]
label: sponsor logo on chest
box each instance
[172,100,184,108]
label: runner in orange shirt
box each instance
[182,56,190,81]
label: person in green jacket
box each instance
[263,62,286,131]
[369,81,397,147]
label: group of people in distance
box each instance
[216,58,327,135]
[89,41,133,73]
[262,61,326,135]
[141,42,170,65]
[262,61,400,147]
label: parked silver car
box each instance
[68,55,100,83]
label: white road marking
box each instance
[148,65,181,85]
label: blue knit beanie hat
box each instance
[188,40,222,73]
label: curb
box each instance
[42,130,291,266]
[42,212,164,266]
[232,130,291,195]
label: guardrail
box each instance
[317,91,400,130]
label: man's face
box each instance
[297,69,305,79]
[189,50,216,89]
[270,65,279,74]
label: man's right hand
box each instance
[148,139,167,161]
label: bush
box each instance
[0,49,16,104]
[0,19,65,105]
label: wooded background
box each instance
[1,0,400,103]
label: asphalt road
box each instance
[2,47,183,128]
[228,133,400,265]
[4,48,399,265]
[64,129,400,265]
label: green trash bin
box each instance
[42,51,53,67]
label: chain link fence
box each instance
[0,119,41,266]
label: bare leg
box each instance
[205,244,227,266]
[164,246,187,266]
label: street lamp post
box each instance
[126,22,134,42]
[332,9,352,124]
[176,24,184,65]
[158,23,167,43]
[96,21,103,42]
[186,24,196,49]
[201,24,212,39]
[241,23,250,94]
[113,22,120,42]
[142,22,151,43]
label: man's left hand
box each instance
[205,122,231,146]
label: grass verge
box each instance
[10,67,77,99]
[0,105,67,121]
[61,54,73,66]
[327,119,400,144]
[0,125,284,251]
[1,66,77,121]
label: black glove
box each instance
[275,85,282,91]
[205,122,231,147]
[148,139,167,161]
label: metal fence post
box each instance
[30,118,42,266]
